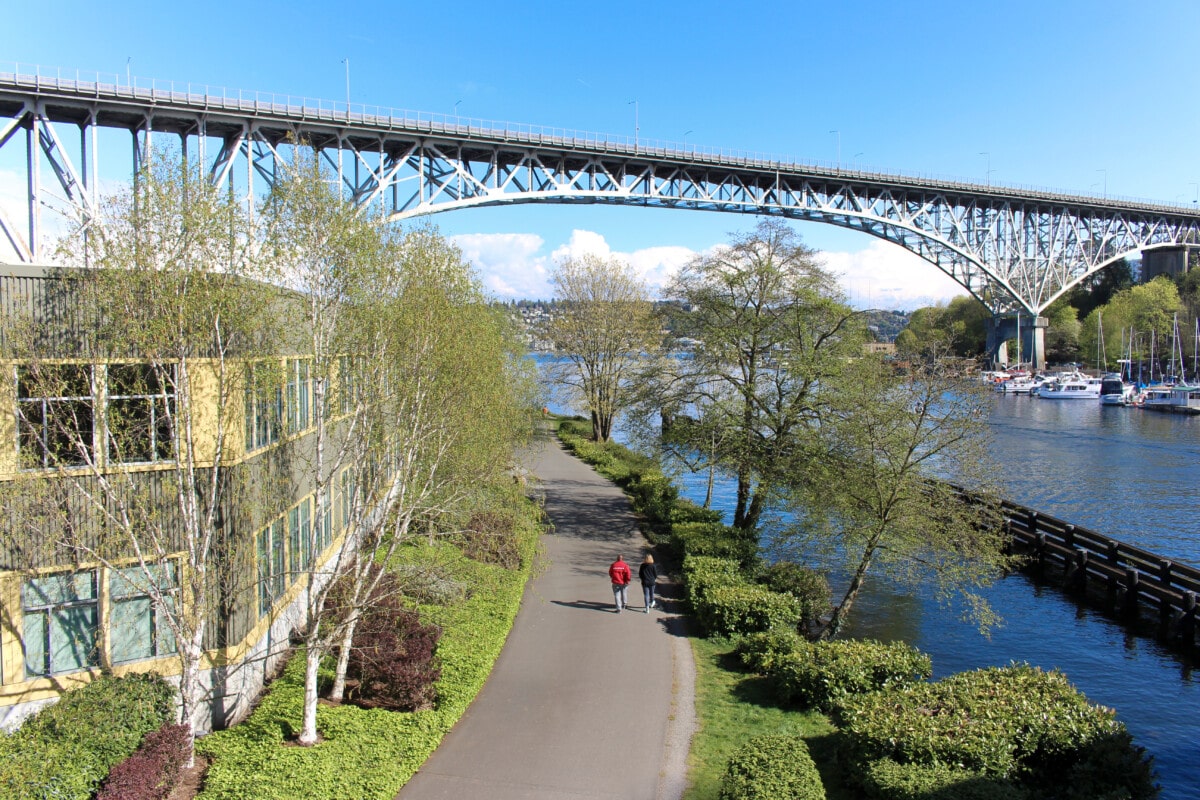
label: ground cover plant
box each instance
[194,496,541,800]
[0,672,176,800]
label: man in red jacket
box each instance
[608,554,632,613]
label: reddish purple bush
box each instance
[96,723,190,800]
[343,575,442,711]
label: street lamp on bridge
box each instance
[979,152,994,186]
[628,100,639,150]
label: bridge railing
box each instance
[5,62,1196,215]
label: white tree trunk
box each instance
[329,610,361,703]
[298,642,323,745]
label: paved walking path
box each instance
[398,430,695,800]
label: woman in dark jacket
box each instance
[639,554,658,612]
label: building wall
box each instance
[0,264,365,734]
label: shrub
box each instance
[626,470,678,533]
[758,561,832,628]
[682,555,746,609]
[96,724,191,800]
[861,758,1026,800]
[769,639,931,711]
[670,500,724,525]
[0,672,175,800]
[698,584,802,637]
[835,664,1158,799]
[718,734,825,800]
[672,522,759,567]
[342,573,443,711]
[734,629,803,673]
[459,510,522,569]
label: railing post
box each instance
[1159,560,1174,619]
[1182,591,1197,647]
[1124,568,1139,615]
[1063,523,1074,548]
[1071,549,1088,592]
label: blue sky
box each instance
[4,0,1199,308]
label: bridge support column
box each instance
[986,314,1047,371]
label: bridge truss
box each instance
[3,69,1199,316]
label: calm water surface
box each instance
[668,394,1200,799]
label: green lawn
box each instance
[683,636,852,800]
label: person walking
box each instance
[609,554,632,613]
[639,554,659,612]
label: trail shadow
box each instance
[551,599,619,613]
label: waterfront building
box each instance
[0,263,366,732]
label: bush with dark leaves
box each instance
[343,577,442,711]
[96,724,190,800]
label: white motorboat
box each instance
[1038,376,1103,399]
[997,377,1037,394]
[1098,375,1134,405]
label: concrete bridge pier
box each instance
[987,314,1047,370]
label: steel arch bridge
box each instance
[3,67,1200,323]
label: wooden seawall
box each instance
[997,497,1200,649]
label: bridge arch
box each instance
[4,68,1200,337]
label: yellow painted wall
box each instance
[184,358,248,466]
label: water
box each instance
[538,359,1200,796]
[667,394,1200,799]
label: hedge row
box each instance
[836,664,1158,800]
[195,497,542,800]
[0,672,176,800]
[768,639,932,712]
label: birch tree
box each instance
[2,156,270,760]
[260,158,531,743]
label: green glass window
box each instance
[110,563,178,664]
[106,364,175,464]
[288,499,312,576]
[22,571,99,677]
[257,519,287,617]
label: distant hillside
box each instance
[860,309,909,343]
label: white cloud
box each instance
[821,240,966,311]
[549,230,696,296]
[454,228,966,310]
[451,232,550,299]
[456,229,700,299]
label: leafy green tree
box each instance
[260,160,533,745]
[783,349,1013,639]
[661,219,865,532]
[895,297,988,359]
[1080,277,1182,377]
[545,254,660,442]
[1042,300,1082,365]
